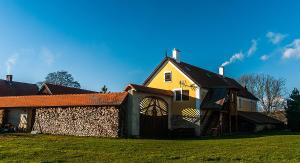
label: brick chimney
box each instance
[6,75,13,82]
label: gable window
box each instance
[182,90,189,101]
[174,89,189,101]
[164,72,172,82]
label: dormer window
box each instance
[164,72,172,82]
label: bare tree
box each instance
[239,74,286,114]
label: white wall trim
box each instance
[195,86,201,111]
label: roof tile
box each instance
[0,92,128,108]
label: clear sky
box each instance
[0,0,300,92]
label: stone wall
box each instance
[33,106,122,137]
[0,109,4,127]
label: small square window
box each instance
[182,90,189,101]
[175,90,181,101]
[164,72,172,82]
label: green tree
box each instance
[40,70,81,88]
[100,85,108,93]
[286,88,300,131]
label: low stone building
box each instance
[0,75,39,129]
[0,93,128,137]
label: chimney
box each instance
[6,75,13,82]
[172,48,181,63]
[219,66,224,76]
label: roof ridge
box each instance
[0,92,127,99]
[0,79,37,86]
[180,60,227,78]
[44,83,96,92]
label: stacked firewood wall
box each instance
[0,109,4,127]
[33,106,121,137]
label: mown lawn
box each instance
[0,132,299,162]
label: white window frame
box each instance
[173,88,189,101]
[164,71,172,83]
[182,89,190,101]
[173,88,182,101]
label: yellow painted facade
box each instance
[145,61,199,117]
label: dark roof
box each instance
[39,83,97,95]
[125,84,173,97]
[225,78,258,100]
[144,57,258,100]
[0,92,128,108]
[0,80,39,96]
[238,111,283,125]
[201,88,229,110]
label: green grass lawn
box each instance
[0,132,300,162]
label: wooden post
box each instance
[219,112,223,136]
[229,111,232,134]
[236,109,238,132]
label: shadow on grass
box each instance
[1,131,300,141]
[138,130,300,141]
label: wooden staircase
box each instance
[200,110,221,136]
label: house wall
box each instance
[144,61,204,136]
[237,96,257,112]
[33,106,121,137]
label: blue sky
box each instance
[1,1,300,92]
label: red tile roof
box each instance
[0,80,39,96]
[39,83,97,95]
[0,92,128,108]
[125,84,173,97]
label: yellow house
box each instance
[141,48,259,136]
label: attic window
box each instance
[164,72,172,82]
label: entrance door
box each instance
[139,96,168,137]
